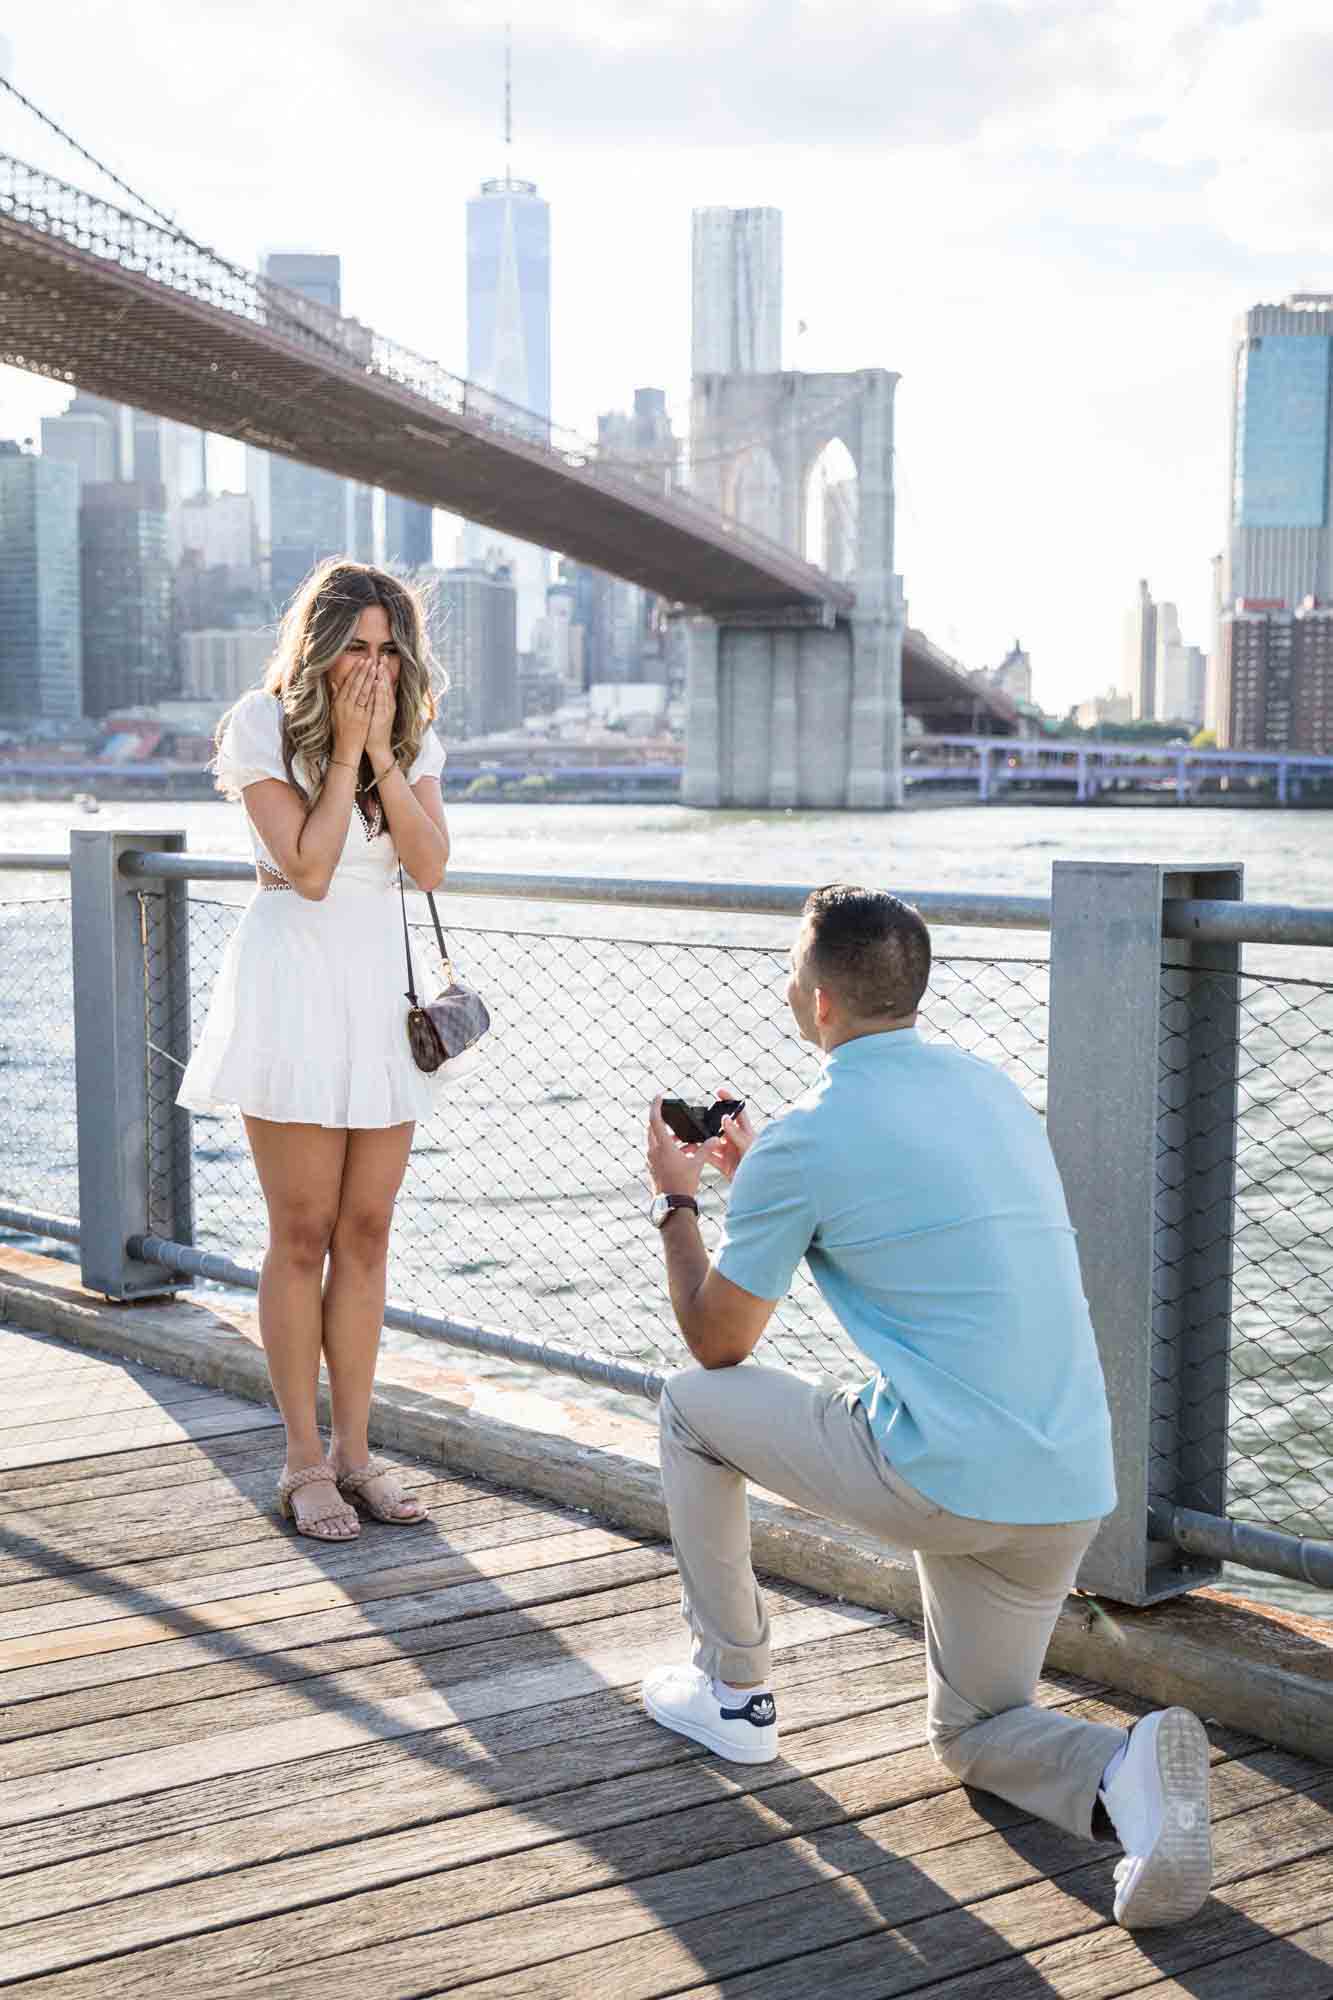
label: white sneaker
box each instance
[1102,1708,1213,1928]
[642,1664,779,1765]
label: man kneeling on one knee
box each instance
[642,883,1213,1932]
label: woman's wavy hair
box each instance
[218,558,443,806]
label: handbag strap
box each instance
[398,869,452,1004]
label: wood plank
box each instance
[0,1428,298,1501]
[0,1583,833,1780]
[0,1601,886,1827]
[0,1393,273,1444]
[686,1847,1333,2000]
[0,1624,922,1877]
[0,1480,557,1592]
[0,1456,435,1547]
[0,1435,289,1515]
[0,1567,704,1745]
[0,1373,228,1421]
[11,1744,1325,2000]
[0,1401,281,1472]
[0,1494,602,1633]
[0,1647,943,1952]
[306,1781,1333,2000]
[1122,1916,1333,1999]
[0,1462,480,1582]
[0,1528,656,1696]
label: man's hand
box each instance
[710,1086,757,1184]
[646,1095,711,1198]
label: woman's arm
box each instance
[366,675,449,891]
[243,764,360,901]
[242,663,375,900]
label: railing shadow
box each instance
[0,1339,1329,1996]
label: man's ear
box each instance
[814,984,834,1026]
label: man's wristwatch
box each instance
[650,1192,699,1230]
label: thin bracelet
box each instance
[372,761,399,785]
[329,758,359,771]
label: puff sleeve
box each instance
[214,692,288,799]
[407,725,446,786]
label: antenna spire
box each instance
[504,23,512,170]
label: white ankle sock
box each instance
[1099,1737,1130,1801]
[714,1677,770,1708]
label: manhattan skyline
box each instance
[2,1,1330,713]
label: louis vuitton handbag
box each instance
[398,870,491,1074]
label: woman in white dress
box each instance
[179,559,450,1541]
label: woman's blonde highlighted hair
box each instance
[217,557,443,805]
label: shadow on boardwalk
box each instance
[1,1328,1332,1998]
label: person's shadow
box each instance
[1,1341,1330,1997]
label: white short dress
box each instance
[177,689,465,1130]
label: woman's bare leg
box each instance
[244,1115,356,1537]
[324,1121,421,1519]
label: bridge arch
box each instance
[803,436,858,577]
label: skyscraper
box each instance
[1219,294,1333,750]
[255,253,374,610]
[384,493,433,570]
[691,208,782,378]
[583,390,678,687]
[80,482,173,718]
[0,443,82,722]
[42,395,203,563]
[1226,295,1333,608]
[464,136,552,645]
[433,560,519,740]
[1121,580,1158,721]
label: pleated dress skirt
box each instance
[177,881,472,1129]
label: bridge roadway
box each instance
[907,735,1333,803]
[0,153,1015,734]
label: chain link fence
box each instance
[183,895,1048,1383]
[5,879,1327,1585]
[0,896,77,1226]
[1155,964,1333,1549]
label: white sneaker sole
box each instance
[643,1686,779,1765]
[1114,1708,1213,1928]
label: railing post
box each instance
[70,829,193,1299]
[1047,860,1243,1604]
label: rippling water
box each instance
[2,796,1330,1619]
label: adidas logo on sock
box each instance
[720,1692,776,1727]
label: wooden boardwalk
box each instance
[1,1323,1331,2000]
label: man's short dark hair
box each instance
[800,885,931,1020]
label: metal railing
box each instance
[1,838,1331,1611]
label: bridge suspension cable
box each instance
[0,73,210,254]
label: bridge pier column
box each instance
[978,743,993,802]
[1076,750,1090,803]
[681,619,721,807]
[770,633,799,808]
[1277,759,1290,806]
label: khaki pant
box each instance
[658,1363,1126,1841]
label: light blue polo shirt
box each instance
[713,1029,1116,1525]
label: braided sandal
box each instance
[334,1455,428,1525]
[276,1460,360,1541]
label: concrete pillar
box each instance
[681,617,721,807]
[848,371,903,809]
[770,631,799,806]
[979,742,993,802]
[729,628,774,807]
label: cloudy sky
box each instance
[2,1,1330,710]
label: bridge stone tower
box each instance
[682,367,904,809]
